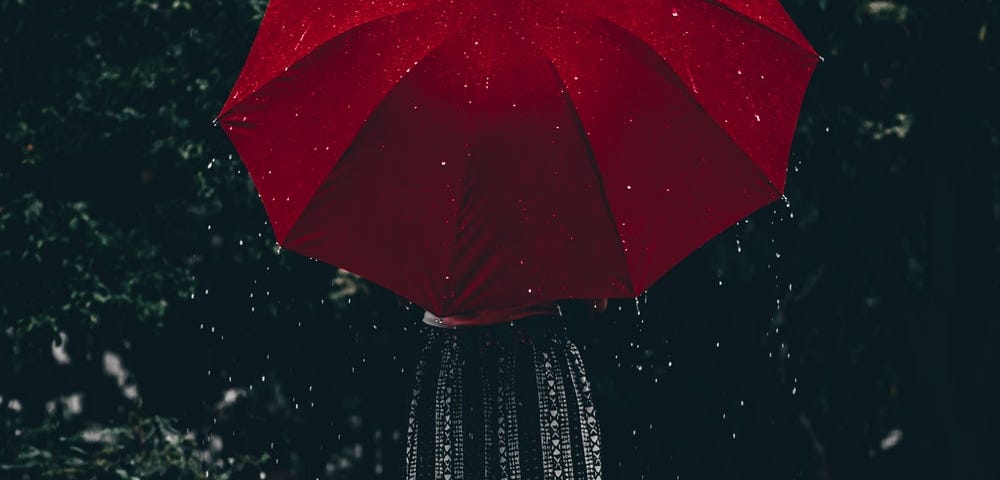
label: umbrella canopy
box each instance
[217,0,819,317]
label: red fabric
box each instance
[218,0,819,318]
[422,301,561,329]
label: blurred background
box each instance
[2,1,998,479]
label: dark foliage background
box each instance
[2,1,998,479]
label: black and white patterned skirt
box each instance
[405,314,604,480]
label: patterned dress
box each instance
[405,312,604,480]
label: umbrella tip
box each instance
[818,54,826,63]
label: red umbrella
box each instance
[217,0,819,316]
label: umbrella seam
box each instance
[537,54,636,295]
[442,11,483,314]
[695,0,819,58]
[593,16,784,198]
[217,0,455,121]
[279,21,470,270]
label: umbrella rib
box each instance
[594,16,783,197]
[219,0,455,120]
[282,26,469,252]
[696,0,818,58]
[538,56,636,294]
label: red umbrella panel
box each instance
[217,0,820,317]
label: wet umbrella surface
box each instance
[217,0,820,315]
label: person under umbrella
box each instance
[217,2,819,479]
[405,298,609,480]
